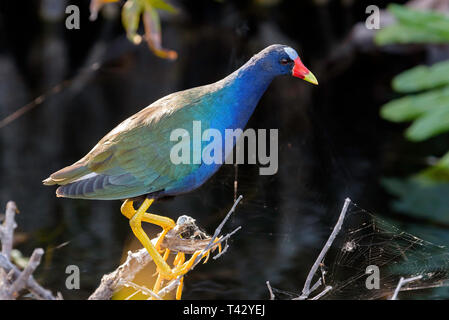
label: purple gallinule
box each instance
[43,44,317,298]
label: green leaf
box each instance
[145,0,177,13]
[393,60,449,93]
[142,3,178,60]
[406,104,449,141]
[380,86,449,122]
[122,0,143,44]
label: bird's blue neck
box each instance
[219,59,276,128]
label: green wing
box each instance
[44,86,214,200]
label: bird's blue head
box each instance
[251,44,318,85]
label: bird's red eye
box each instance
[280,58,289,65]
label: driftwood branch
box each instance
[88,244,154,300]
[89,196,243,300]
[0,201,57,300]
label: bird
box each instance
[43,44,317,298]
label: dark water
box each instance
[1,0,448,299]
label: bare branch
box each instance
[8,248,44,296]
[299,198,351,300]
[310,285,333,300]
[390,275,423,300]
[120,280,162,300]
[0,201,56,300]
[1,201,18,258]
[157,277,181,298]
[266,281,275,300]
[0,254,56,300]
[191,195,243,269]
[88,247,153,300]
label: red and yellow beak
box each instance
[292,57,318,85]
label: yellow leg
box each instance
[123,198,207,280]
[121,199,175,252]
[174,250,203,273]
[173,252,185,266]
[173,252,185,300]
[122,198,222,300]
[163,249,171,261]
[152,274,163,299]
[127,198,174,277]
[121,199,175,229]
[176,277,184,300]
[151,249,171,299]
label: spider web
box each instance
[270,200,449,300]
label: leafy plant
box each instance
[381,68,449,142]
[375,4,449,45]
[375,4,449,221]
[90,0,178,60]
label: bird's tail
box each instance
[43,161,90,186]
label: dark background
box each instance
[1,0,447,299]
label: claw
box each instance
[172,250,202,276]
[155,228,171,253]
[202,237,222,264]
[202,251,210,264]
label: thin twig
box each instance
[213,237,235,260]
[1,201,18,258]
[299,198,351,299]
[120,280,162,300]
[124,290,140,300]
[310,285,332,300]
[292,279,323,300]
[390,275,423,300]
[266,281,275,300]
[212,227,241,260]
[157,277,181,298]
[0,254,56,300]
[0,201,56,300]
[309,278,323,296]
[191,195,243,268]
[210,195,243,247]
[8,248,44,296]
